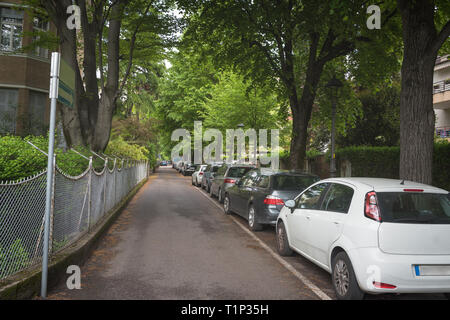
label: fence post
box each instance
[87,156,93,232]
[104,158,108,215]
[113,158,117,207]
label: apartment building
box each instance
[0,0,55,136]
[433,54,450,141]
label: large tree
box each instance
[397,0,450,184]
[180,0,398,169]
[29,0,176,151]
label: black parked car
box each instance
[223,169,320,231]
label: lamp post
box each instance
[325,76,343,178]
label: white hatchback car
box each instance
[192,165,207,187]
[276,178,450,300]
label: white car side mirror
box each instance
[285,200,296,211]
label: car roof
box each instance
[320,177,448,193]
[223,164,255,168]
[257,168,319,177]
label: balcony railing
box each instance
[433,80,450,94]
[436,126,450,138]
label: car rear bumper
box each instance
[350,247,450,294]
[256,207,280,225]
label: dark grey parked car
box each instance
[223,169,320,231]
[209,164,256,203]
[201,163,223,192]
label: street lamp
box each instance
[325,76,343,178]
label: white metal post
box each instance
[88,156,93,231]
[41,52,60,299]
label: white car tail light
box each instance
[365,191,381,222]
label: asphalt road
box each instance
[47,167,445,300]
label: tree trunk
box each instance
[398,0,443,184]
[289,59,324,170]
[38,0,128,152]
[91,0,122,151]
[399,57,435,184]
[43,0,84,146]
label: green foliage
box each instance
[337,83,401,147]
[0,136,47,181]
[336,146,400,179]
[201,71,284,132]
[105,136,149,161]
[433,140,450,191]
[0,135,147,181]
[146,142,158,169]
[155,50,291,156]
[0,239,30,278]
[312,61,364,147]
[52,237,69,253]
[336,143,450,190]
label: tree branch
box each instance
[248,39,286,83]
[430,20,450,55]
[115,2,152,102]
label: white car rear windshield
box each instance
[377,192,450,224]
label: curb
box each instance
[0,176,150,300]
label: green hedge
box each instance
[336,142,450,191]
[0,135,149,181]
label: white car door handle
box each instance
[306,216,311,220]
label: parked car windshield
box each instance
[273,175,319,191]
[227,167,253,178]
[377,192,450,224]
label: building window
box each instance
[32,15,49,59]
[0,88,18,134]
[29,91,47,136]
[0,7,23,52]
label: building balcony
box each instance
[433,80,450,110]
[436,126,450,138]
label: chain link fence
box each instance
[0,159,148,280]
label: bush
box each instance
[335,146,400,179]
[0,136,47,181]
[105,136,149,161]
[433,141,450,191]
[336,142,450,191]
[0,135,148,181]
[0,239,30,278]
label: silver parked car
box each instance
[201,163,223,192]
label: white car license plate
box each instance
[414,265,450,276]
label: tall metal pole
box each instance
[330,91,337,178]
[41,52,60,298]
[325,76,342,179]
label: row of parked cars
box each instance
[172,160,450,300]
